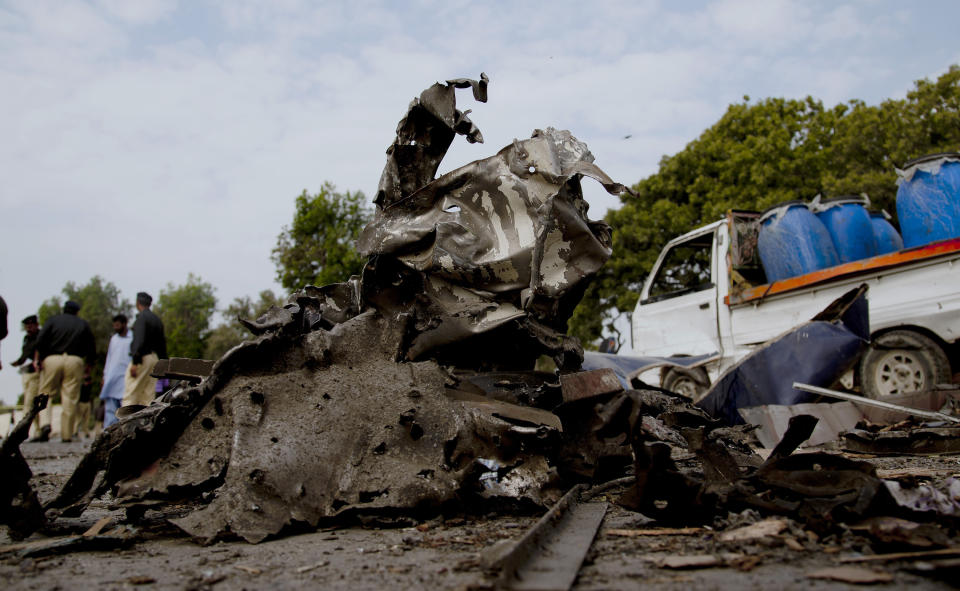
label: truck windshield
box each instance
[647,233,713,301]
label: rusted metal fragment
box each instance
[0,393,48,537]
[619,413,889,530]
[486,485,606,591]
[559,368,623,402]
[842,428,960,455]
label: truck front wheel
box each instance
[858,330,951,399]
[662,367,710,400]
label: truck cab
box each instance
[632,211,960,399]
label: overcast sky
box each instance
[1,0,959,405]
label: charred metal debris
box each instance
[5,76,960,554]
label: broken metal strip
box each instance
[792,383,960,424]
[151,358,215,381]
[488,484,607,590]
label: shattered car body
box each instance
[38,75,627,543]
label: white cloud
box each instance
[95,0,177,25]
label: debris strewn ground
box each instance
[3,441,960,589]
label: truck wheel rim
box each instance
[874,351,925,396]
[671,377,700,398]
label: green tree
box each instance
[37,276,133,384]
[203,290,285,359]
[155,274,217,359]
[271,182,372,290]
[571,65,960,345]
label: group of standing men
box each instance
[1,292,167,442]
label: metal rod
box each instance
[792,382,960,424]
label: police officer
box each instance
[123,292,167,407]
[35,301,95,442]
[11,315,51,441]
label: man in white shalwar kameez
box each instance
[99,314,133,427]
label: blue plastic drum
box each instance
[896,153,960,247]
[869,211,903,255]
[813,196,877,263]
[758,201,840,282]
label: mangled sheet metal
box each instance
[619,413,892,531]
[358,75,623,371]
[0,394,48,537]
[43,75,625,543]
[697,285,870,424]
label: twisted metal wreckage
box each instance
[3,76,932,547]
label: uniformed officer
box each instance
[11,315,51,440]
[123,292,167,407]
[35,301,96,442]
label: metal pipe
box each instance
[792,382,960,424]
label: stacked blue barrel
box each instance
[811,196,877,264]
[757,153,958,283]
[758,196,904,282]
[896,153,960,248]
[758,201,840,282]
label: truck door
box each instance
[633,230,721,357]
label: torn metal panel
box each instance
[697,285,870,424]
[855,389,953,425]
[582,350,720,389]
[738,402,864,448]
[359,75,623,369]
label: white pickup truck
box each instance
[631,210,960,399]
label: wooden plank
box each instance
[840,547,960,563]
[605,527,706,537]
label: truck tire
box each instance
[859,330,951,399]
[662,367,710,400]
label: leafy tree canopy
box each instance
[573,65,960,346]
[155,273,217,359]
[203,290,285,360]
[271,182,372,291]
